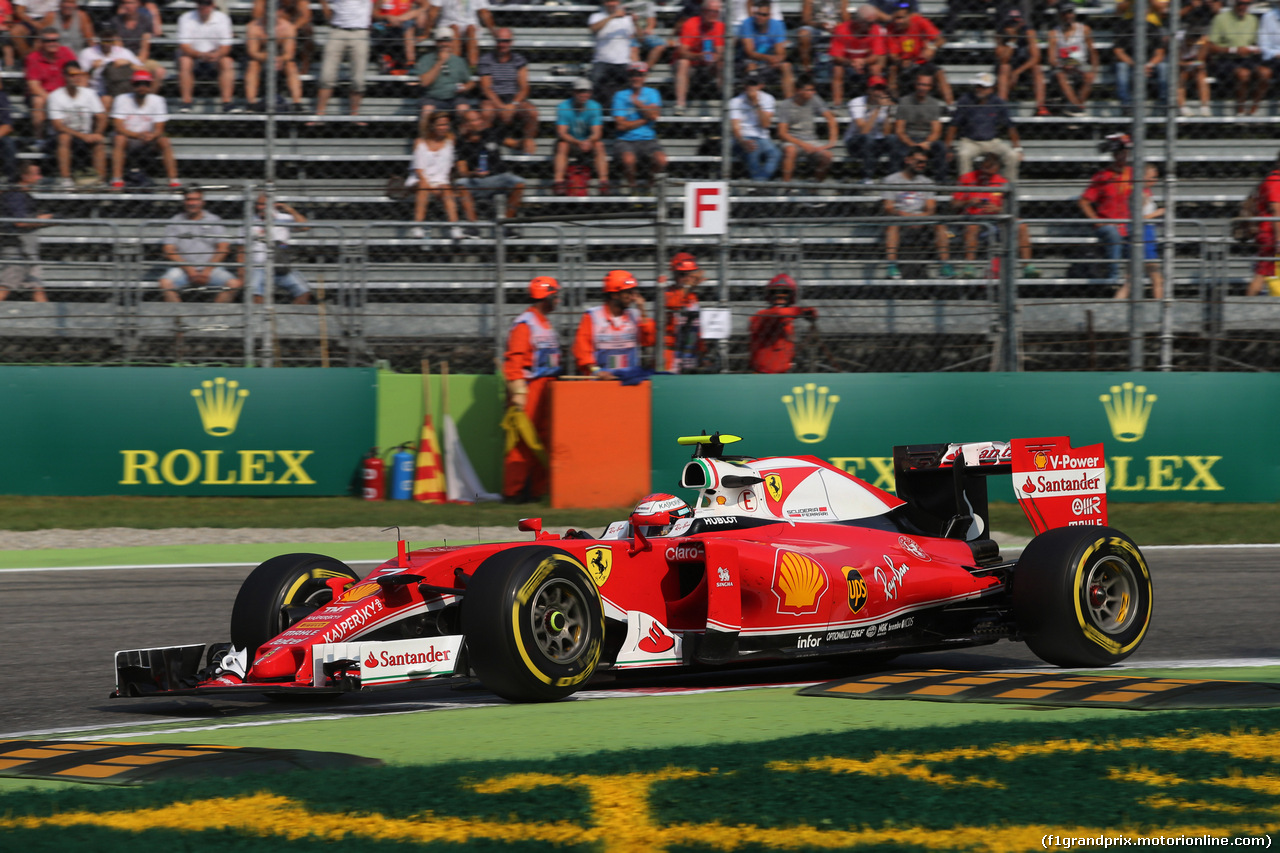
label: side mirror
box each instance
[630,509,671,529]
[518,517,542,535]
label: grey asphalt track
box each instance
[1,546,1277,737]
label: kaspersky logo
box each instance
[1099,382,1156,443]
[191,377,249,436]
[782,383,839,444]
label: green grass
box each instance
[0,496,1276,545]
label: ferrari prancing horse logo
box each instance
[585,546,612,586]
[765,473,783,502]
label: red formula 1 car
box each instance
[114,433,1153,703]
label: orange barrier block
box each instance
[549,381,652,509]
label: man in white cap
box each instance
[414,26,476,122]
[944,70,1021,181]
[553,77,608,195]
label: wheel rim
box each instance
[529,577,590,664]
[1084,556,1139,634]
[277,582,335,633]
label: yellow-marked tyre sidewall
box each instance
[1012,526,1153,668]
[462,546,605,703]
[230,553,360,658]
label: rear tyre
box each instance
[1012,526,1153,667]
[462,546,604,702]
[230,553,359,659]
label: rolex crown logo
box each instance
[1099,382,1156,443]
[782,383,840,444]
[191,377,249,437]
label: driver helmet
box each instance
[631,492,693,536]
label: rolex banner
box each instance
[0,367,377,496]
[649,373,1280,503]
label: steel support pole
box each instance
[241,186,257,366]
[654,171,668,371]
[1002,187,1020,371]
[493,196,507,373]
[1159,0,1180,371]
[1128,0,1148,371]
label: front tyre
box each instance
[1012,526,1153,668]
[462,546,604,702]
[230,553,359,659]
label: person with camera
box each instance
[241,193,311,304]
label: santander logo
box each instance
[638,623,675,654]
[364,652,379,668]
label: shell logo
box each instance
[772,551,829,616]
[1034,451,1048,470]
[339,582,380,603]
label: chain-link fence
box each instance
[3,0,1280,370]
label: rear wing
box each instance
[893,436,1106,540]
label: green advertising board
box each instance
[650,373,1277,503]
[0,367,377,496]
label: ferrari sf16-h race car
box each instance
[113,433,1152,703]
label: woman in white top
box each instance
[409,111,461,240]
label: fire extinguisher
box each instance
[389,442,416,500]
[360,448,385,501]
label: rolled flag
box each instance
[443,414,500,502]
[412,414,446,503]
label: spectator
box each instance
[425,0,495,67]
[1261,3,1280,103]
[748,273,816,373]
[945,71,1021,182]
[372,0,419,73]
[553,77,608,196]
[611,61,666,195]
[631,0,667,70]
[112,0,164,87]
[12,0,58,60]
[889,71,946,182]
[952,151,1039,279]
[1046,6,1097,116]
[79,25,143,115]
[24,27,75,137]
[738,0,793,98]
[245,8,305,112]
[255,0,315,74]
[49,0,91,55]
[159,187,242,303]
[243,194,311,305]
[1078,133,1134,286]
[1113,4,1168,112]
[882,147,952,279]
[455,109,524,235]
[994,10,1046,116]
[1113,162,1164,300]
[1180,0,1221,35]
[728,73,780,182]
[828,13,887,107]
[47,62,105,187]
[572,269,655,378]
[727,0,782,29]
[407,110,461,242]
[502,275,562,501]
[588,0,636,114]
[659,251,704,372]
[844,74,894,182]
[1178,27,1212,115]
[0,163,52,303]
[312,0,372,122]
[477,29,538,155]
[1,1,15,68]
[0,86,16,181]
[110,69,178,188]
[884,3,951,105]
[176,0,235,113]
[1209,0,1266,115]
[415,27,475,122]
[1246,151,1280,296]
[777,75,838,184]
[673,0,724,114]
[798,0,845,76]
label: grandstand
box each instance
[2,0,1280,372]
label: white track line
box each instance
[6,542,1280,573]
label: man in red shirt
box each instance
[1247,154,1280,296]
[952,151,1039,279]
[672,0,723,114]
[502,275,562,500]
[25,27,76,137]
[884,6,951,104]
[828,16,886,106]
[749,273,816,374]
[1078,133,1134,285]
